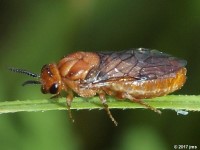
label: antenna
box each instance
[22,80,41,86]
[9,67,40,78]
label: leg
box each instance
[50,93,61,99]
[132,98,161,114]
[123,93,161,114]
[66,90,75,122]
[98,91,118,126]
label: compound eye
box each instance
[49,83,59,94]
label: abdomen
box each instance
[102,68,187,99]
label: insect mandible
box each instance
[10,48,187,126]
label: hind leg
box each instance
[123,92,161,114]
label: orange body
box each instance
[40,50,186,100]
[11,48,187,126]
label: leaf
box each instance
[0,95,199,114]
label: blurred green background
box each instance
[0,0,200,150]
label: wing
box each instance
[84,48,187,84]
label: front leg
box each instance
[98,91,118,126]
[50,93,61,99]
[66,90,75,122]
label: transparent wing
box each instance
[84,48,187,84]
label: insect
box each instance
[9,48,187,126]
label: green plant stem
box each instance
[0,95,199,114]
